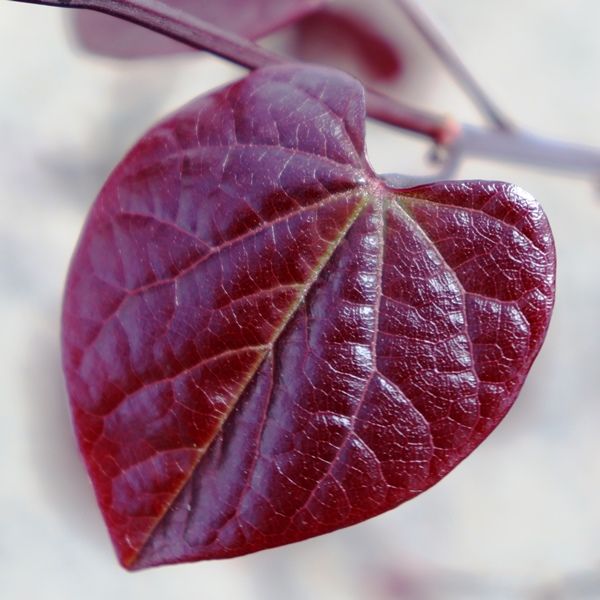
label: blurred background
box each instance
[1,1,599,598]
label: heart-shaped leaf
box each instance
[62,65,555,569]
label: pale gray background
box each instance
[1,1,599,598]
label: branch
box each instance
[365,89,459,146]
[8,0,600,180]
[12,0,284,68]
[393,0,512,131]
[459,126,600,175]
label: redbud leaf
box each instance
[70,0,404,86]
[62,65,555,569]
[289,6,403,82]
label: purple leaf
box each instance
[287,6,403,82]
[70,0,405,86]
[71,0,324,58]
[62,65,555,569]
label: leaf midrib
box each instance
[126,185,372,567]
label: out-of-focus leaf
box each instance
[70,0,405,86]
[288,6,403,81]
[71,0,325,58]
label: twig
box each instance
[17,0,285,68]
[7,0,600,180]
[459,126,600,175]
[365,89,459,145]
[393,0,512,131]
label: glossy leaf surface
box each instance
[62,65,555,569]
[72,0,324,57]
